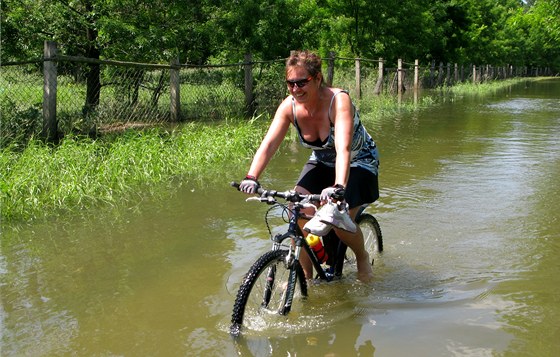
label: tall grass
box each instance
[0,121,264,222]
[444,78,527,95]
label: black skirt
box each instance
[296,160,379,209]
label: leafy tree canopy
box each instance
[2,0,559,70]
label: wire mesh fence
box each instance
[1,56,290,147]
[1,43,546,148]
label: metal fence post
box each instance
[42,41,58,142]
[327,51,335,86]
[170,57,181,121]
[355,57,361,99]
[373,58,383,95]
[244,53,254,117]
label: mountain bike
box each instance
[229,183,383,336]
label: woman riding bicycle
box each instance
[239,50,380,283]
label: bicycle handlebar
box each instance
[231,182,321,203]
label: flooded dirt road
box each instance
[2,79,559,356]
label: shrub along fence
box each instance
[1,41,554,146]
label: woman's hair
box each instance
[286,50,323,80]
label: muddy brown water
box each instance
[2,79,559,356]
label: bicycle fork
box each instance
[260,233,299,310]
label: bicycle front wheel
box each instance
[230,249,308,335]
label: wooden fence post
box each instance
[430,61,436,88]
[170,57,181,121]
[355,57,361,99]
[454,63,458,84]
[244,53,255,117]
[473,65,477,84]
[438,62,444,86]
[397,58,403,96]
[414,59,419,92]
[373,58,383,95]
[327,51,335,86]
[42,40,58,142]
[413,59,419,105]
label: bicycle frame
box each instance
[269,202,333,281]
[276,202,372,281]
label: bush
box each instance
[1,100,42,148]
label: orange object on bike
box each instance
[306,234,328,263]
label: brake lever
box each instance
[301,203,318,211]
[246,196,277,204]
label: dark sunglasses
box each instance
[286,76,314,88]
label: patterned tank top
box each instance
[292,90,379,175]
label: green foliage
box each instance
[0,100,42,148]
[447,78,526,96]
[2,0,559,70]
[523,0,560,68]
[0,122,265,221]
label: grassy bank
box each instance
[0,121,264,222]
[0,77,530,223]
[445,77,532,95]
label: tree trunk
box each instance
[83,2,101,116]
[84,43,101,114]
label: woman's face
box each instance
[286,66,318,102]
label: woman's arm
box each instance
[331,92,354,187]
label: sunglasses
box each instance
[286,76,314,89]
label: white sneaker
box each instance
[303,214,333,236]
[316,201,357,233]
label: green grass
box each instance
[443,78,527,95]
[0,121,265,222]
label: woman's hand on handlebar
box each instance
[238,175,260,194]
[320,184,345,201]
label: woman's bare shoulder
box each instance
[273,95,295,123]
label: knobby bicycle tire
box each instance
[230,249,308,335]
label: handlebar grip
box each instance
[231,181,264,195]
[309,194,321,202]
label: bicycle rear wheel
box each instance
[345,213,383,266]
[230,249,308,335]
